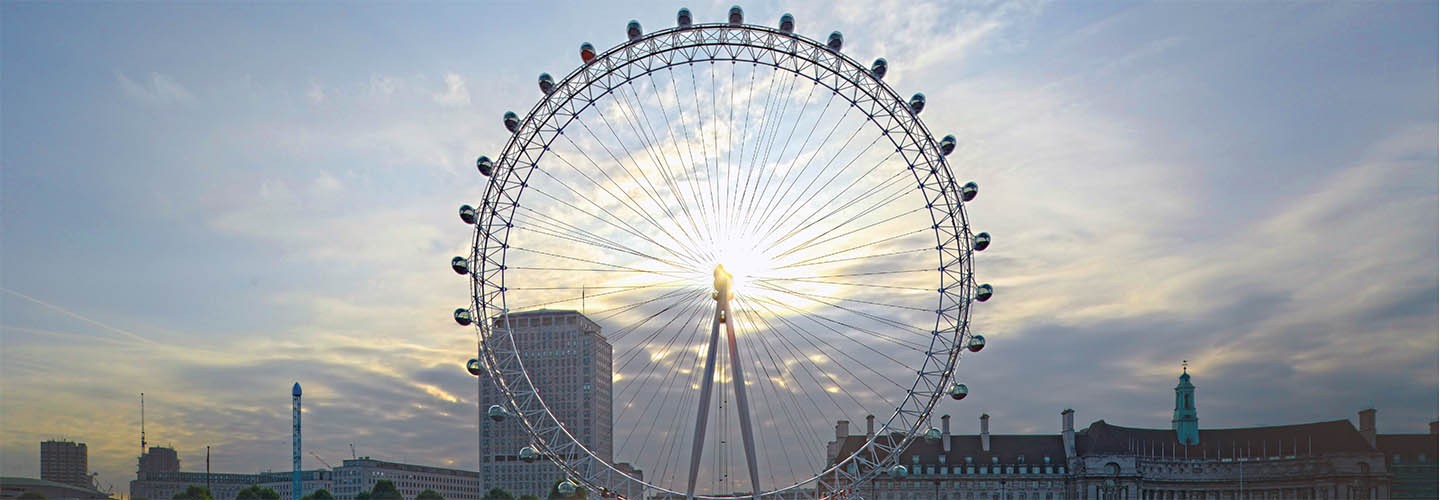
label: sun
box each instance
[698,234,779,296]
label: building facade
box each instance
[41,441,90,489]
[826,370,1418,500]
[330,458,476,500]
[130,447,332,500]
[479,310,614,498]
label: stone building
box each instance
[825,369,1420,500]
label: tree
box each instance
[517,496,540,500]
[236,486,279,500]
[369,481,402,500]
[174,486,214,500]
[301,489,335,500]
[18,492,47,500]
[354,493,371,500]
[415,490,442,500]
[480,489,514,500]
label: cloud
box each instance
[433,73,471,107]
[117,72,196,105]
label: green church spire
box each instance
[1172,361,1200,445]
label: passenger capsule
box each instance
[677,8,693,28]
[939,135,957,156]
[728,5,743,24]
[949,382,970,400]
[466,358,483,376]
[779,13,795,33]
[459,205,478,225]
[973,232,991,251]
[924,427,942,442]
[827,31,844,51]
[967,335,986,353]
[476,155,494,177]
[890,465,909,478]
[519,446,539,463]
[503,111,520,133]
[870,58,888,79]
[487,404,507,422]
[909,93,926,114]
[451,256,470,275]
[557,482,577,496]
[454,308,474,326]
[537,73,555,95]
[960,181,979,202]
[579,42,596,64]
[975,283,993,302]
[626,20,643,41]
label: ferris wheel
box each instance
[453,7,994,500]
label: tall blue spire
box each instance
[1172,362,1199,445]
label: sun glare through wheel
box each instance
[454,7,994,499]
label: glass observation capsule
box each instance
[459,204,478,225]
[890,465,909,478]
[961,181,979,202]
[476,155,494,177]
[728,5,743,24]
[579,42,596,64]
[827,31,844,51]
[975,283,993,302]
[939,135,957,156]
[871,58,888,79]
[537,73,555,95]
[779,13,795,33]
[451,256,470,275]
[677,8,693,28]
[949,382,970,400]
[466,358,483,376]
[924,427,942,442]
[909,93,926,114]
[519,446,539,463]
[453,308,473,326]
[503,111,520,133]
[487,404,507,422]
[557,482,577,496]
[973,232,991,251]
[967,335,986,353]
[626,20,642,41]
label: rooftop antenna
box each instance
[140,393,147,456]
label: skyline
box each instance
[2,0,1436,496]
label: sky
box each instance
[2,0,1437,497]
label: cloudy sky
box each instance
[3,0,1436,496]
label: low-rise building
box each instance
[1,477,111,500]
[331,458,477,500]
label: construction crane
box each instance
[309,452,334,469]
[349,443,356,460]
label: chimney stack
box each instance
[942,415,952,453]
[980,414,991,452]
[836,420,850,439]
[866,415,875,438]
[1429,421,1437,436]
[1358,408,1377,448]
[1062,409,1076,459]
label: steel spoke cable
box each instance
[735,68,799,233]
[735,295,868,417]
[756,148,900,248]
[525,169,701,265]
[590,287,699,323]
[612,291,708,375]
[744,294,913,396]
[754,280,930,312]
[728,303,796,487]
[511,213,691,271]
[771,215,928,269]
[655,69,719,248]
[727,63,762,238]
[552,131,699,260]
[509,278,692,312]
[752,281,932,339]
[733,299,829,483]
[737,68,808,235]
[614,294,710,424]
[684,62,721,240]
[776,247,932,271]
[744,100,857,235]
[610,77,717,248]
[752,132,890,243]
[754,276,933,292]
[542,149,709,264]
[764,170,915,260]
[573,112,709,251]
[737,84,840,235]
[508,246,688,279]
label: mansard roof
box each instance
[1376,433,1437,459]
[1076,419,1375,458]
[830,433,1065,465]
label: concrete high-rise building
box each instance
[40,440,89,489]
[478,310,613,498]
